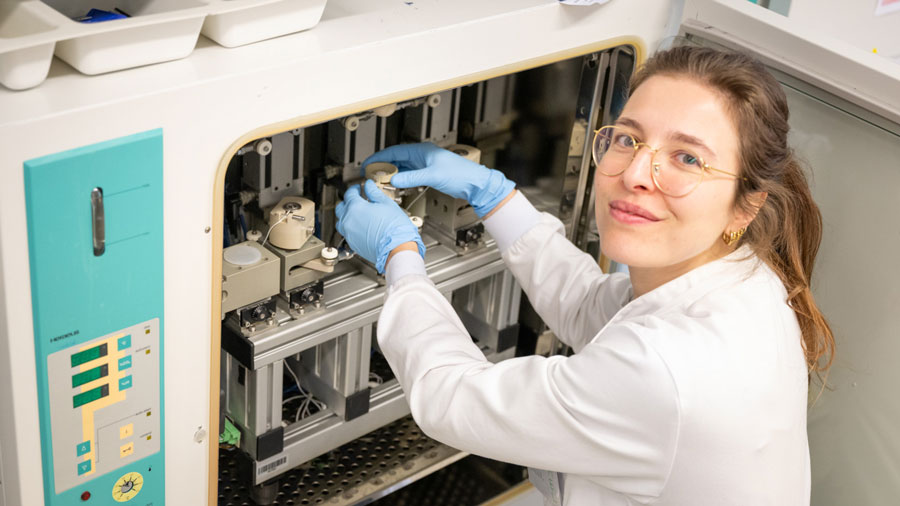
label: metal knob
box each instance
[321,247,338,266]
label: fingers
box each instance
[392,161,421,173]
[336,184,361,221]
[390,169,434,189]
[364,180,392,204]
[361,144,415,174]
[335,212,346,237]
[342,184,363,204]
[361,142,439,175]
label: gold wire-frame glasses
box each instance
[591,125,744,197]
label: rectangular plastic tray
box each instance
[0,0,328,90]
[0,2,57,90]
[203,0,327,48]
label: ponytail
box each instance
[746,156,835,379]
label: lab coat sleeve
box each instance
[483,192,627,352]
[378,275,680,502]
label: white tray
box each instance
[0,0,328,90]
[203,0,327,48]
[0,2,57,90]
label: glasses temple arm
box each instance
[705,165,745,180]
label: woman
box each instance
[335,46,834,505]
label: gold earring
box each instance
[722,227,746,246]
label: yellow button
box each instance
[119,442,134,458]
[120,423,133,439]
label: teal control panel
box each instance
[47,320,160,494]
[25,130,164,505]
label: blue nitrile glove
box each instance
[335,180,426,274]
[363,143,515,218]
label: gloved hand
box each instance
[363,143,515,218]
[335,180,426,274]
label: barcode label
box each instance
[257,456,288,475]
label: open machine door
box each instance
[674,1,900,504]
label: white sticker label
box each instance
[257,456,288,476]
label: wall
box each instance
[787,0,900,61]
[786,84,900,506]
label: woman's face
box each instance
[594,74,747,271]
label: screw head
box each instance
[251,306,269,320]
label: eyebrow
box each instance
[614,117,718,160]
[614,117,644,134]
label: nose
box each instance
[620,146,656,193]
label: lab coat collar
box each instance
[618,245,761,319]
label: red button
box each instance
[81,490,91,501]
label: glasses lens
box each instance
[593,126,635,176]
[651,147,705,197]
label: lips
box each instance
[608,200,661,222]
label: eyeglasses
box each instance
[591,125,743,197]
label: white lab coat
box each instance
[379,192,810,505]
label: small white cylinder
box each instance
[448,144,481,163]
[342,115,360,131]
[374,103,398,117]
[321,247,339,265]
[255,139,273,155]
[365,162,398,183]
[224,243,262,266]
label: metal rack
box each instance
[217,44,636,502]
[223,231,521,484]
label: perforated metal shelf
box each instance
[219,416,480,505]
[369,454,524,506]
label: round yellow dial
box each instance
[111,471,143,502]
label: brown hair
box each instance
[629,46,834,379]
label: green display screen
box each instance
[70,343,107,368]
[72,384,109,408]
[71,364,108,388]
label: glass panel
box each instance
[786,84,900,506]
